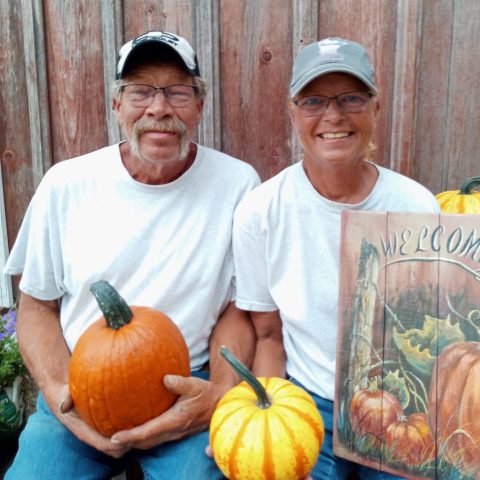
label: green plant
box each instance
[0,307,24,388]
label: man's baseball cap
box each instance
[290,37,377,97]
[116,31,200,79]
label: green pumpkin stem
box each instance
[90,280,133,330]
[220,346,272,409]
[459,177,480,195]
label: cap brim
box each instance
[290,64,377,97]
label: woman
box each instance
[232,38,439,479]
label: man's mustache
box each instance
[133,118,187,135]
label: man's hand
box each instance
[53,385,132,458]
[109,375,227,449]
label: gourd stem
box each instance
[459,177,480,195]
[220,346,272,409]
[90,280,133,330]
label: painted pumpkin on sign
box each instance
[429,341,480,476]
[69,280,190,436]
[385,413,434,467]
[210,347,324,480]
[349,380,403,446]
[435,176,480,213]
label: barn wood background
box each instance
[1,0,480,304]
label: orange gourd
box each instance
[435,177,480,213]
[210,347,324,480]
[69,280,190,436]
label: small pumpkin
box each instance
[429,341,480,476]
[435,176,480,213]
[385,413,434,467]
[210,347,324,480]
[349,379,403,445]
[69,280,190,436]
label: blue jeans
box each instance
[289,377,405,480]
[6,371,223,480]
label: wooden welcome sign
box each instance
[333,211,480,479]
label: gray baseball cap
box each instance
[116,31,200,79]
[290,37,377,97]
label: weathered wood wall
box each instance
[2,0,480,304]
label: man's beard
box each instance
[127,117,190,161]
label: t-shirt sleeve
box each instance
[3,174,65,300]
[232,198,277,312]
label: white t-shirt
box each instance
[233,161,440,399]
[4,143,260,370]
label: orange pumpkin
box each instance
[385,413,434,467]
[435,177,480,213]
[429,341,480,476]
[349,382,403,445]
[69,280,190,436]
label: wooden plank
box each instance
[0,161,13,308]
[42,0,107,163]
[0,0,35,256]
[412,1,453,194]
[101,0,124,145]
[195,0,221,150]
[290,0,318,165]
[219,0,293,179]
[389,0,423,177]
[21,0,52,187]
[334,210,388,471]
[122,0,195,40]
[444,1,480,190]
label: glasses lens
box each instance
[122,85,155,107]
[164,85,196,106]
[338,92,371,112]
[295,96,329,116]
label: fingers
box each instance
[205,445,213,458]
[163,375,205,395]
[58,394,73,414]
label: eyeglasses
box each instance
[293,91,373,117]
[120,83,198,108]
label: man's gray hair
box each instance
[111,76,206,101]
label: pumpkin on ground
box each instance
[435,176,480,213]
[210,347,324,480]
[385,412,434,467]
[349,380,403,446]
[69,280,190,436]
[429,341,480,476]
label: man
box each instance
[4,31,260,479]
[232,38,439,479]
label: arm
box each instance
[17,292,130,457]
[250,310,286,378]
[110,302,254,448]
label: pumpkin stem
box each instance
[459,177,480,195]
[220,346,272,409]
[90,281,133,330]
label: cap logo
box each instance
[318,43,342,61]
[133,31,181,48]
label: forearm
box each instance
[208,302,255,391]
[251,310,286,378]
[16,292,71,409]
